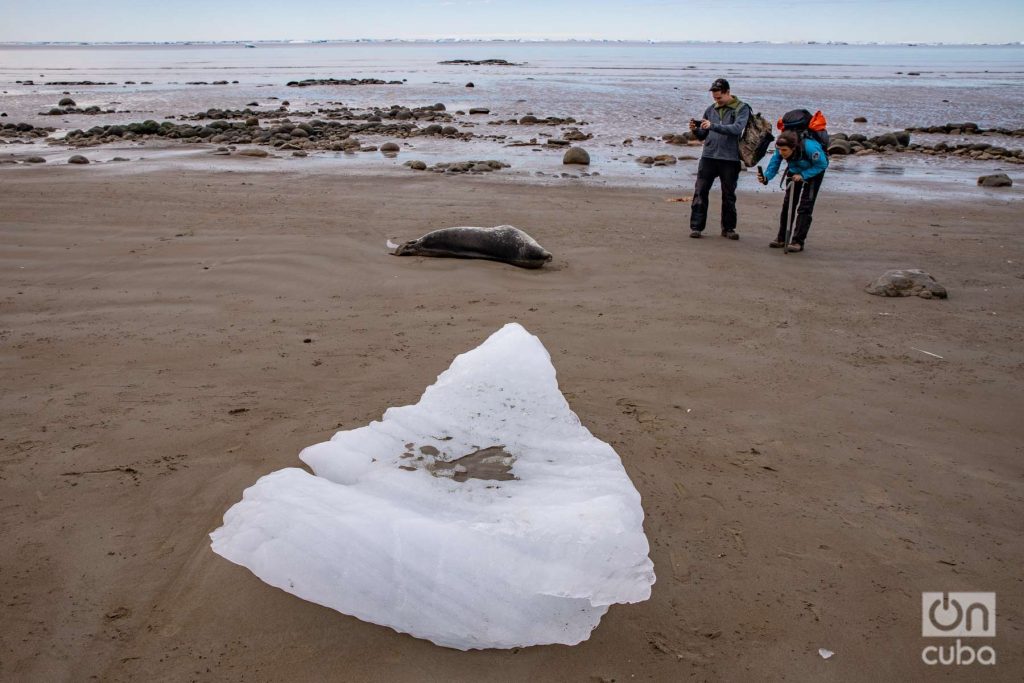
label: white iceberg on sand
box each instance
[210,322,655,650]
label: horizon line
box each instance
[2,38,1023,47]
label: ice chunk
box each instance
[210,322,655,650]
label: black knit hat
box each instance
[709,78,730,92]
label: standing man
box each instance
[688,78,751,240]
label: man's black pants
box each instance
[690,157,742,233]
[776,173,825,246]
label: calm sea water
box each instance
[2,42,1022,195]
[3,42,1023,129]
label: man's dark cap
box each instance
[709,78,730,92]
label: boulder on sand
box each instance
[977,173,1012,188]
[562,147,590,165]
[828,140,853,155]
[865,269,948,299]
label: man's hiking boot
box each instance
[722,230,739,240]
[689,230,702,238]
[769,240,784,248]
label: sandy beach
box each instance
[2,162,1022,680]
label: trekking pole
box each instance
[782,177,793,253]
[783,177,802,254]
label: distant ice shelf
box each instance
[210,322,655,650]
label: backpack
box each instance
[778,109,830,154]
[739,110,774,168]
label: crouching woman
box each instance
[758,130,828,252]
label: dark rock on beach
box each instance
[871,133,902,148]
[865,270,948,299]
[67,154,89,164]
[828,139,853,155]
[563,147,590,165]
[977,173,1012,187]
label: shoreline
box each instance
[2,142,1022,201]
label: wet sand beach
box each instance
[1,165,1022,680]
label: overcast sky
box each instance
[1,0,1022,44]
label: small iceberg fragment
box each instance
[210,323,655,650]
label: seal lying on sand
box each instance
[389,225,552,269]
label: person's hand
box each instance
[792,174,803,183]
[757,168,767,185]
[700,119,711,130]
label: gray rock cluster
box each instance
[636,154,678,166]
[562,128,591,141]
[286,78,403,87]
[919,141,1024,162]
[404,159,511,174]
[58,116,467,151]
[15,80,115,86]
[514,115,579,126]
[438,59,520,66]
[41,105,114,115]
[662,131,700,145]
[826,131,911,155]
[1,122,54,140]
[905,122,1024,137]
[184,103,452,124]
[828,131,1023,162]
[865,270,948,299]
